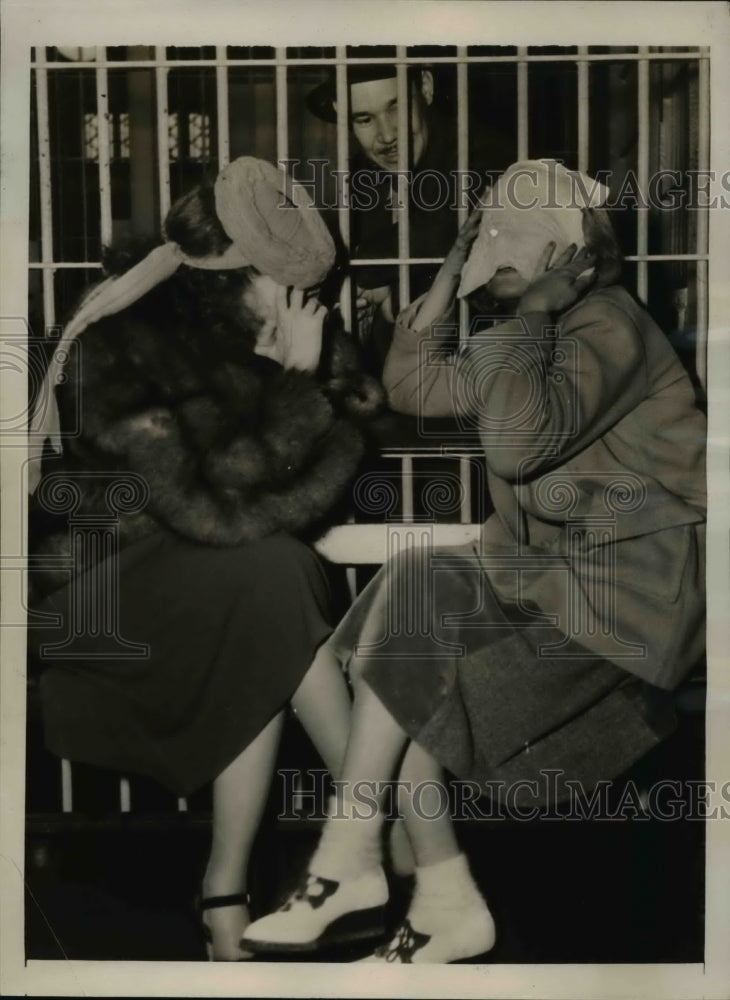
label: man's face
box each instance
[349,73,432,171]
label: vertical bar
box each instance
[395,47,410,307]
[275,47,288,165]
[695,50,709,392]
[516,46,529,161]
[636,48,650,303]
[456,47,470,344]
[335,47,352,331]
[576,46,589,175]
[95,48,113,247]
[346,566,357,603]
[61,758,73,812]
[459,456,472,524]
[119,776,131,812]
[155,45,170,223]
[177,797,188,812]
[34,48,56,330]
[401,455,414,521]
[215,46,230,168]
[334,47,350,248]
[128,47,157,234]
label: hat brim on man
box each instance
[306,64,399,124]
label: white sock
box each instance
[309,794,383,881]
[409,853,492,933]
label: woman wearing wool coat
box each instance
[27,157,385,960]
[241,160,706,964]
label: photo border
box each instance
[2,2,729,997]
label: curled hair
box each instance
[98,183,264,353]
[163,183,233,258]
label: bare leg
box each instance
[202,711,285,960]
[290,641,351,777]
[393,740,460,868]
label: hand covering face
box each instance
[458,160,610,299]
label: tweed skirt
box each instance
[325,544,677,806]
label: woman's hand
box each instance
[255,286,326,372]
[517,242,596,315]
[441,210,483,280]
[407,211,482,332]
[355,284,394,334]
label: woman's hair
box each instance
[101,183,265,352]
[466,205,624,316]
[581,206,623,288]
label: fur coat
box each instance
[30,273,385,599]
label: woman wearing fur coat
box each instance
[27,157,384,960]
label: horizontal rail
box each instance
[28,253,711,271]
[314,523,481,563]
[31,52,707,71]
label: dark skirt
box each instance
[28,531,332,796]
[326,545,676,806]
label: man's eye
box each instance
[352,116,372,126]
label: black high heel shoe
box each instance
[197,891,253,961]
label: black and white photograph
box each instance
[1,2,729,997]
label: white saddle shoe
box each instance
[240,868,389,953]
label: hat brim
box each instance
[306,64,400,124]
[306,79,338,123]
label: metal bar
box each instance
[395,46,410,307]
[334,46,352,332]
[345,567,358,603]
[177,797,188,812]
[119,777,131,813]
[636,48,650,303]
[61,759,73,812]
[34,49,56,330]
[459,456,472,524]
[215,46,230,168]
[577,46,589,174]
[695,49,710,391]
[456,47,470,345]
[31,52,708,71]
[335,46,350,248]
[154,46,171,222]
[29,262,104,269]
[350,254,711,266]
[95,48,113,247]
[275,47,288,165]
[516,47,529,160]
[401,455,414,521]
[28,253,711,270]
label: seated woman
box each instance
[26,157,384,961]
[240,160,707,963]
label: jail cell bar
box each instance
[29,45,710,817]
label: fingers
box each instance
[534,241,557,275]
[553,243,578,269]
[275,283,288,314]
[574,268,597,295]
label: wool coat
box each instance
[383,284,706,689]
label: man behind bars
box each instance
[306,53,513,372]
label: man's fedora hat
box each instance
[306,61,400,124]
